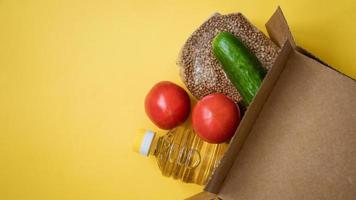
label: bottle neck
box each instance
[148,134,160,156]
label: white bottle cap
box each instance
[133,130,156,156]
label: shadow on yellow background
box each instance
[0,0,355,199]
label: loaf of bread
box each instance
[177,13,280,106]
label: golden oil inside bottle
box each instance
[135,123,228,185]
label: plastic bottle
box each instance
[133,123,228,185]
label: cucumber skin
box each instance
[212,32,267,105]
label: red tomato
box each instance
[192,93,240,143]
[145,81,191,130]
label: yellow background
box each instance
[1,0,355,199]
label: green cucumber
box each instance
[212,32,267,105]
